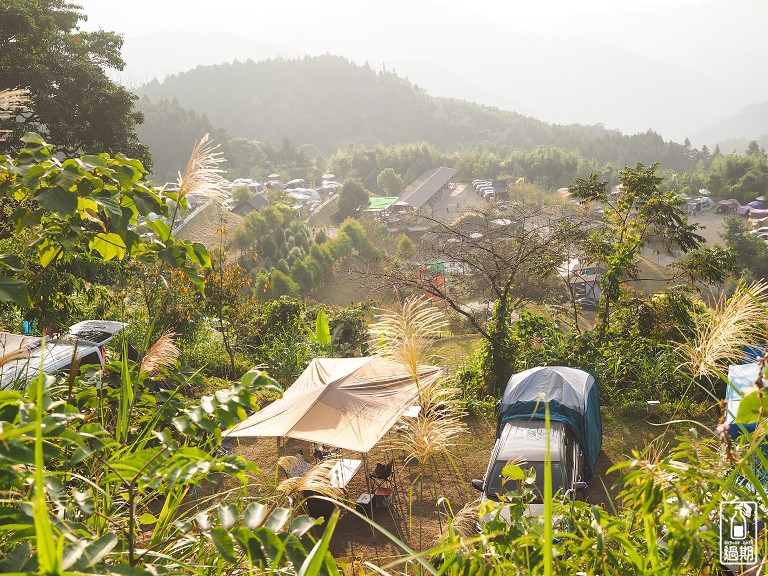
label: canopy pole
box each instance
[363,452,371,495]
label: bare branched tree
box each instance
[360,203,583,391]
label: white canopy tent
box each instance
[226,356,443,453]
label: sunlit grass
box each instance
[140,331,180,376]
[174,134,229,205]
[678,280,768,378]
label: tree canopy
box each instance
[337,179,369,219]
[0,0,150,165]
[0,133,209,317]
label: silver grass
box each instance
[175,134,229,205]
[371,296,448,389]
[678,281,768,378]
[141,331,180,377]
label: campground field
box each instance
[220,200,729,563]
[227,334,714,564]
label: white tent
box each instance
[226,356,443,453]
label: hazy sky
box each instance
[74,0,766,142]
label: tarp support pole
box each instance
[363,452,371,495]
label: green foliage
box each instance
[570,164,705,331]
[233,204,371,298]
[376,167,404,195]
[306,309,332,347]
[264,269,300,299]
[0,135,210,317]
[0,1,149,165]
[337,178,369,219]
[339,218,381,259]
[0,359,346,573]
[396,233,415,260]
[672,246,740,286]
[721,214,768,281]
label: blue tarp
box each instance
[497,366,602,478]
[725,363,764,437]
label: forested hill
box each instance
[136,55,696,172]
[693,100,768,150]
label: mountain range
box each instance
[135,55,706,175]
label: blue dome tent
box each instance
[497,366,602,478]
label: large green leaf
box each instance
[298,509,339,576]
[34,185,78,216]
[315,310,331,346]
[735,389,768,424]
[209,526,237,563]
[218,503,239,530]
[38,239,60,268]
[244,502,268,530]
[0,254,24,272]
[89,232,127,261]
[0,276,30,306]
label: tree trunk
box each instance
[489,296,512,393]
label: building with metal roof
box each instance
[231,193,269,216]
[366,196,399,213]
[398,167,457,211]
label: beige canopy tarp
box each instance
[226,356,443,453]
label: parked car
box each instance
[0,320,126,389]
[749,227,768,235]
[472,420,587,520]
[575,297,597,311]
[686,197,715,214]
[472,366,602,523]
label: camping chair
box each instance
[369,461,395,506]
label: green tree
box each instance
[337,179,369,219]
[376,167,404,195]
[569,164,706,332]
[290,258,314,293]
[721,215,768,281]
[266,269,299,299]
[0,134,209,311]
[746,139,767,159]
[0,1,150,165]
[363,205,577,392]
[396,233,415,260]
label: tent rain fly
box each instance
[226,356,443,453]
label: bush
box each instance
[183,321,253,379]
[264,270,300,299]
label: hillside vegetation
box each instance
[136,55,701,179]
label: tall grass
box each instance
[371,296,447,398]
[31,367,62,574]
[678,280,768,379]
